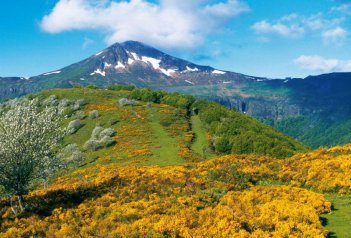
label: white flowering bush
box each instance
[43,95,59,106]
[118,98,138,107]
[75,111,86,120]
[67,119,83,134]
[100,136,115,147]
[0,101,63,215]
[57,144,85,167]
[4,98,22,109]
[57,98,73,116]
[72,99,87,111]
[84,139,102,151]
[58,98,72,108]
[91,125,104,139]
[84,126,116,151]
[89,110,99,119]
[100,128,116,138]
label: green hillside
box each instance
[37,86,308,161]
[1,87,351,237]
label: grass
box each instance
[321,194,351,238]
[142,107,184,166]
[190,116,209,158]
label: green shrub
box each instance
[108,85,135,91]
[86,85,99,89]
[161,93,195,109]
[214,136,232,154]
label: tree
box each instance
[0,100,63,215]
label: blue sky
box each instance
[0,0,350,78]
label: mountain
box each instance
[1,41,351,148]
[0,41,263,99]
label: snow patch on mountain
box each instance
[90,69,106,77]
[141,56,161,69]
[131,52,140,60]
[104,62,112,68]
[115,61,126,69]
[139,56,176,76]
[43,71,61,76]
[185,80,195,85]
[186,66,199,72]
[160,68,176,77]
[212,70,226,75]
[245,76,256,80]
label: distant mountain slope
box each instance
[1,41,351,148]
[173,72,351,148]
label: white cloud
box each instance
[251,20,304,38]
[304,14,324,30]
[280,13,299,22]
[203,0,249,17]
[40,0,249,49]
[332,3,351,15]
[294,55,351,73]
[82,37,94,49]
[322,26,348,44]
[252,13,346,42]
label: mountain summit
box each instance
[84,40,215,79]
[0,40,260,98]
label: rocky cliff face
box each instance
[195,94,301,121]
